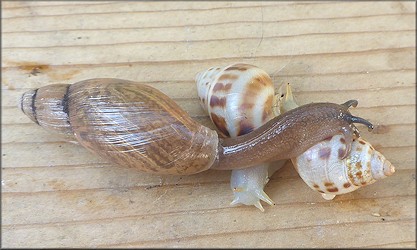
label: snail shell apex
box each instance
[196,63,276,137]
[20,84,73,137]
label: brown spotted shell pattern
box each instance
[293,135,395,200]
[279,83,396,200]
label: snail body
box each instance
[196,63,285,210]
[279,83,395,200]
[20,78,372,178]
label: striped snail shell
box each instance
[279,83,395,200]
[196,63,286,211]
[196,63,278,137]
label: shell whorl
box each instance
[20,79,219,175]
[278,83,395,198]
[196,63,283,211]
[292,135,395,195]
[19,84,73,137]
[196,63,276,137]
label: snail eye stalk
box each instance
[348,115,374,131]
[341,99,358,108]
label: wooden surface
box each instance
[1,1,416,248]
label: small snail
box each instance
[195,63,286,211]
[20,78,372,181]
[279,83,395,200]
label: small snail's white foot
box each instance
[321,193,336,200]
[230,186,275,212]
[230,165,278,212]
[230,198,265,212]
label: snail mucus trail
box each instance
[19,78,374,175]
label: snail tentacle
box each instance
[347,115,374,131]
[341,99,358,108]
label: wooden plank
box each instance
[3,14,415,47]
[3,32,415,66]
[2,1,415,248]
[106,220,416,248]
[2,169,415,225]
[2,48,415,90]
[2,2,414,32]
[2,197,415,248]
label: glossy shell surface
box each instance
[278,83,396,199]
[292,135,395,196]
[196,63,284,211]
[196,63,276,137]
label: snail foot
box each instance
[230,197,266,212]
[321,193,336,200]
[230,187,275,212]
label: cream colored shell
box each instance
[196,63,276,137]
[292,135,395,199]
[196,63,285,211]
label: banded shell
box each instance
[196,63,285,211]
[196,63,277,137]
[279,83,395,200]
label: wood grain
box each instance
[1,1,415,248]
